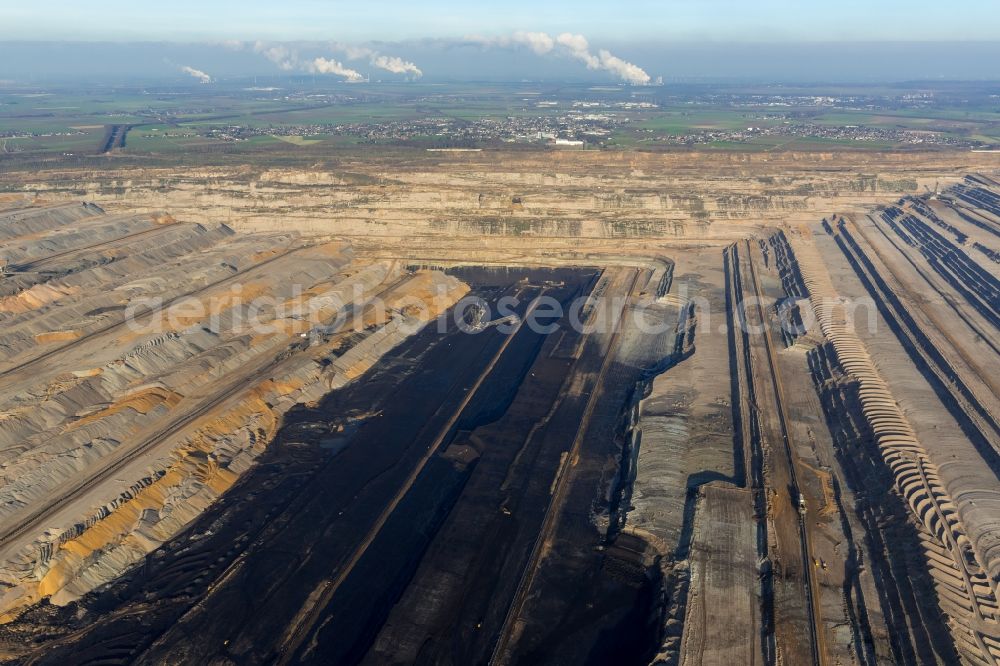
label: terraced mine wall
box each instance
[805,341,959,663]
[6,151,996,240]
[3,165,1000,665]
[1,266,668,665]
[0,201,473,624]
[794,233,1000,664]
[832,220,1000,468]
[0,199,707,665]
[612,177,1000,666]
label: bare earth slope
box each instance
[0,152,997,665]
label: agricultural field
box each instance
[1,80,997,163]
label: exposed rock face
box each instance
[794,234,1000,662]
[0,202,469,620]
[0,156,999,665]
[5,151,993,240]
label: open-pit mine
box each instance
[0,150,998,665]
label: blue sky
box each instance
[2,1,999,83]
[3,0,1000,42]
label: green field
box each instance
[0,80,996,161]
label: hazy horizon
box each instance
[2,39,1000,85]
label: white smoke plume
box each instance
[252,41,422,80]
[555,33,601,69]
[180,65,212,83]
[466,31,651,84]
[511,31,555,55]
[370,55,422,77]
[308,57,365,82]
[597,49,651,85]
[331,43,422,78]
